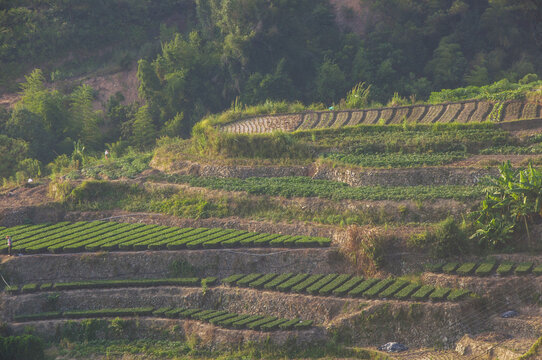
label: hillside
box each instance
[1,0,542,359]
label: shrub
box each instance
[496,261,515,276]
[475,262,497,276]
[332,276,364,296]
[442,262,459,274]
[0,334,45,360]
[429,287,452,301]
[515,262,533,275]
[447,289,471,301]
[394,283,420,300]
[343,226,393,276]
[456,263,477,276]
[414,217,467,258]
[411,285,435,300]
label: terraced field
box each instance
[222,100,542,134]
[13,306,313,332]
[0,222,330,254]
[222,272,473,302]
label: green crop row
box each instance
[0,222,330,254]
[322,152,466,168]
[153,174,484,201]
[14,308,154,322]
[2,222,90,253]
[5,277,216,294]
[9,302,311,331]
[222,273,471,302]
[428,261,542,276]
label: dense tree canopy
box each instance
[0,0,540,181]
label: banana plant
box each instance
[471,161,542,249]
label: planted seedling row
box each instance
[5,277,217,294]
[0,222,331,254]
[12,307,314,332]
[428,261,542,276]
[222,273,471,302]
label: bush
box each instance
[0,334,45,360]
[344,226,393,275]
[412,217,467,258]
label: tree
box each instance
[315,60,346,105]
[425,38,467,89]
[6,107,54,162]
[70,84,102,150]
[131,105,157,148]
[0,135,28,179]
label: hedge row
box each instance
[5,277,216,294]
[13,307,314,332]
[428,261,542,276]
[222,273,471,302]
[0,222,331,254]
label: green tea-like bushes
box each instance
[236,274,263,287]
[51,278,202,291]
[305,274,338,294]
[248,273,276,288]
[475,262,496,276]
[442,262,459,274]
[456,263,477,276]
[1,222,329,254]
[332,276,364,296]
[222,274,245,285]
[291,275,324,293]
[319,274,351,295]
[264,273,294,290]
[363,278,394,298]
[379,280,408,298]
[429,288,451,301]
[447,289,471,301]
[429,260,541,277]
[63,307,154,319]
[496,262,515,276]
[21,284,38,293]
[14,311,62,321]
[348,279,380,297]
[394,283,420,300]
[515,262,534,275]
[277,274,310,291]
[411,285,435,301]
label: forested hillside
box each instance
[0,0,541,183]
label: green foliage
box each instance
[429,79,542,103]
[0,135,28,179]
[0,334,45,360]
[153,174,483,201]
[323,152,465,168]
[344,82,372,109]
[471,162,542,250]
[131,105,157,149]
